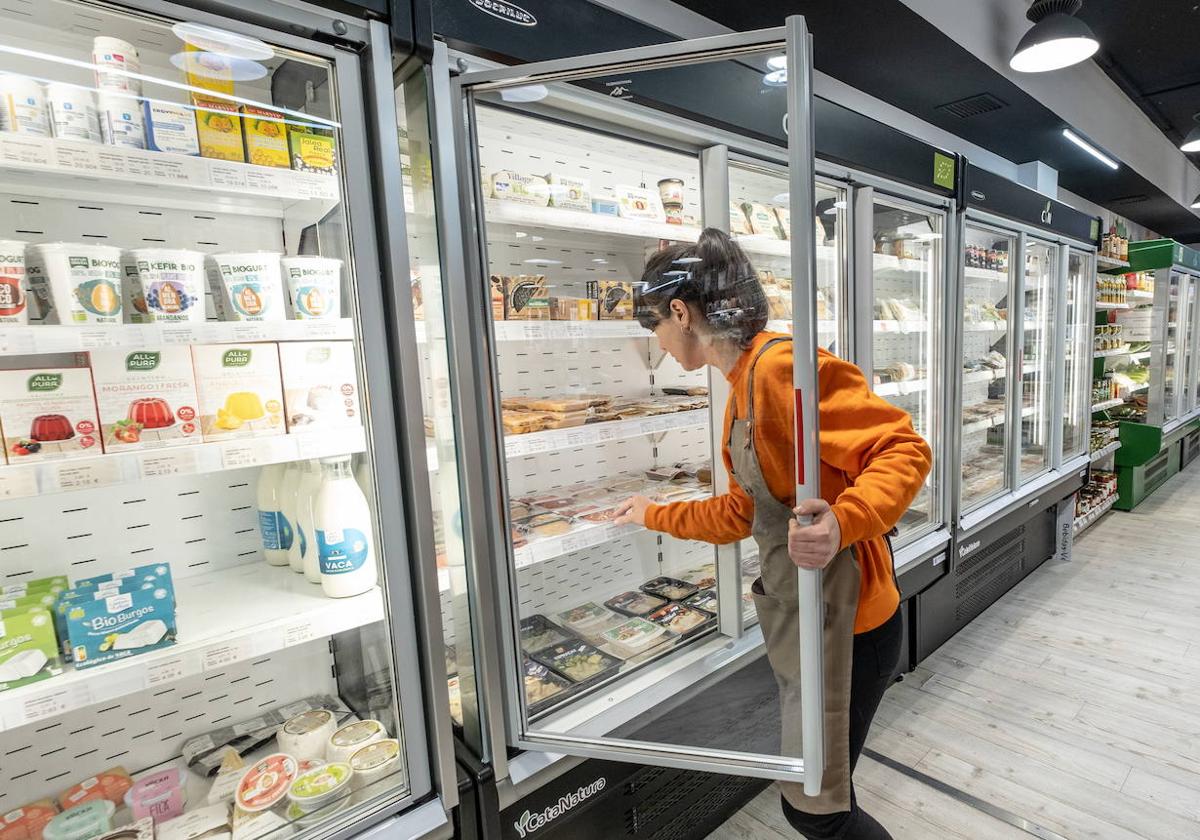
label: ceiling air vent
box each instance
[1108,194,1150,206]
[935,93,1008,119]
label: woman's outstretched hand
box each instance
[614,494,652,526]
[788,498,841,569]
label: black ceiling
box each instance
[673,0,1200,243]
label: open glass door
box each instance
[1063,249,1093,460]
[1020,238,1059,481]
[453,20,826,786]
[1164,272,1184,422]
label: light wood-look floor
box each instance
[708,465,1200,840]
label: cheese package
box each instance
[741,202,782,238]
[192,96,244,162]
[0,366,101,463]
[0,800,57,840]
[0,591,58,614]
[504,275,549,320]
[158,804,231,840]
[546,174,591,211]
[65,585,177,670]
[277,341,360,432]
[0,576,68,597]
[0,608,61,693]
[240,106,289,168]
[289,125,337,175]
[90,348,200,452]
[75,562,172,593]
[591,194,620,216]
[489,171,549,206]
[614,185,664,222]
[588,280,633,320]
[142,100,200,155]
[729,201,751,236]
[190,343,285,442]
[57,767,133,810]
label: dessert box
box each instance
[189,343,285,442]
[0,365,101,463]
[277,341,361,432]
[504,275,550,320]
[89,348,200,452]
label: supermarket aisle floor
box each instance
[707,464,1200,840]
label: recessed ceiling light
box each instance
[499,84,549,103]
[1182,116,1200,153]
[172,22,274,60]
[1009,0,1099,73]
[1063,128,1119,169]
[524,258,561,265]
[766,55,787,71]
[170,52,267,82]
[762,69,787,87]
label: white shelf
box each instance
[493,320,650,341]
[1091,398,1124,412]
[0,135,338,216]
[873,253,929,274]
[1129,351,1152,362]
[1074,493,1117,536]
[1128,289,1154,301]
[0,562,384,733]
[1089,440,1121,463]
[0,319,353,355]
[484,200,700,247]
[962,405,1037,435]
[964,266,1009,284]
[765,319,837,333]
[504,410,707,459]
[1095,301,1130,311]
[1097,254,1130,270]
[881,367,1010,397]
[962,321,1008,333]
[0,426,367,500]
[1094,346,1131,358]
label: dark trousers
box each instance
[781,607,903,840]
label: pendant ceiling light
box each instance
[1192,193,1200,209]
[1010,0,1100,73]
[1182,115,1200,153]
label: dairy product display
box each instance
[280,460,305,574]
[206,252,285,322]
[277,709,337,761]
[281,256,341,320]
[64,583,177,669]
[0,73,50,137]
[0,608,61,692]
[142,100,200,155]
[89,347,200,452]
[314,456,377,598]
[326,719,385,764]
[293,460,323,583]
[30,242,123,324]
[278,341,360,432]
[190,343,285,442]
[0,366,101,462]
[98,93,145,150]
[0,239,28,324]
[46,82,101,143]
[126,248,206,323]
[256,463,290,566]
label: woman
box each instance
[614,229,931,840]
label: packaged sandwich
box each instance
[520,614,572,653]
[505,275,550,320]
[502,410,545,435]
[641,576,699,602]
[647,602,712,636]
[604,590,668,618]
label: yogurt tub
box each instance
[286,795,353,828]
[349,738,402,792]
[0,239,29,323]
[46,83,101,143]
[286,762,353,813]
[125,248,205,323]
[235,753,299,813]
[207,252,285,322]
[42,800,115,840]
[0,73,50,137]
[98,92,145,149]
[93,37,141,95]
[31,242,122,325]
[277,708,337,762]
[281,256,342,320]
[124,767,187,822]
[326,719,386,764]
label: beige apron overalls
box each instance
[731,337,860,814]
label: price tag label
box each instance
[640,419,659,435]
[0,327,35,355]
[221,445,261,470]
[208,162,249,190]
[78,329,121,348]
[150,156,204,185]
[303,320,341,340]
[55,460,119,492]
[559,532,592,555]
[504,440,521,459]
[23,683,90,724]
[160,324,198,344]
[147,655,189,687]
[141,450,197,479]
[0,468,37,499]
[526,436,551,454]
[512,545,533,569]
[0,136,51,166]
[284,621,316,647]
[244,168,284,195]
[123,152,155,178]
[232,717,267,737]
[295,173,339,200]
[564,323,586,340]
[595,426,617,443]
[202,640,248,671]
[95,150,129,176]
[231,323,268,342]
[53,142,99,171]
[564,430,587,448]
[522,324,542,341]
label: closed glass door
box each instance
[1164,272,1183,421]
[870,198,942,539]
[960,223,1013,510]
[1181,275,1197,416]
[1020,239,1058,481]
[1062,249,1092,460]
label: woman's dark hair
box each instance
[634,228,767,349]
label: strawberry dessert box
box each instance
[89,348,200,453]
[0,365,101,463]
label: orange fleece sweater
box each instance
[644,333,932,633]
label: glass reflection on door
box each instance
[1164,273,1183,420]
[960,224,1014,510]
[1181,276,1197,415]
[1062,250,1092,459]
[871,199,940,537]
[1020,239,1058,481]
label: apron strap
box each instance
[741,336,793,448]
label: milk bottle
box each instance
[314,456,377,598]
[278,461,302,570]
[256,463,288,566]
[292,461,324,584]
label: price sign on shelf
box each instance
[595,426,617,443]
[231,323,268,342]
[146,654,191,687]
[244,168,284,195]
[53,143,99,172]
[22,683,92,726]
[95,150,129,176]
[202,640,249,671]
[208,162,249,190]
[160,324,199,344]
[141,450,197,479]
[0,468,37,499]
[54,460,120,492]
[222,445,261,470]
[284,621,317,647]
[151,156,204,185]
[564,429,588,448]
[0,136,52,166]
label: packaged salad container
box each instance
[533,639,621,685]
[604,590,667,618]
[640,576,699,602]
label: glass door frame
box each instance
[1061,247,1095,463]
[448,19,828,788]
[1187,271,1200,417]
[1018,234,1060,485]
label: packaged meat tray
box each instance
[524,397,594,413]
[680,565,717,590]
[600,617,670,658]
[604,590,668,617]
[641,576,699,602]
[683,589,718,615]
[502,410,546,435]
[519,614,572,653]
[514,512,572,537]
[647,602,713,636]
[534,639,623,684]
[661,385,708,396]
[554,602,620,638]
[579,507,620,523]
[524,657,571,712]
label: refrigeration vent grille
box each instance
[955,528,1026,622]
[0,638,336,807]
[626,771,762,838]
[935,93,1008,119]
[1144,448,1171,487]
[956,523,1022,580]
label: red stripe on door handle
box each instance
[794,388,805,485]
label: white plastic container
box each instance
[46,83,100,143]
[325,719,386,764]
[314,456,378,598]
[206,252,285,322]
[294,460,324,583]
[98,92,145,149]
[0,240,29,324]
[279,461,303,570]
[93,36,141,94]
[281,256,342,320]
[0,73,50,137]
[30,242,122,325]
[349,738,402,793]
[125,248,205,323]
[278,709,337,762]
[256,463,289,566]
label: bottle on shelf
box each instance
[314,455,378,598]
[280,461,304,573]
[295,460,324,584]
[256,463,290,566]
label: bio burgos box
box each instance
[190,343,285,442]
[278,341,360,432]
[55,564,175,656]
[89,347,200,453]
[0,366,101,463]
[65,585,176,670]
[0,608,63,692]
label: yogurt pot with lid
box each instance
[285,795,353,828]
[0,240,28,324]
[125,248,205,323]
[235,753,299,813]
[287,761,353,813]
[325,719,386,764]
[32,242,122,325]
[277,708,337,761]
[349,738,403,793]
[124,767,187,823]
[206,252,285,322]
[281,256,342,320]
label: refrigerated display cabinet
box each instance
[913,164,1099,662]
[0,2,457,838]
[1105,240,1200,510]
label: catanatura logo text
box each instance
[959,539,981,558]
[513,778,605,837]
[469,0,537,26]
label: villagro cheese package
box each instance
[0,607,62,692]
[190,343,285,442]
